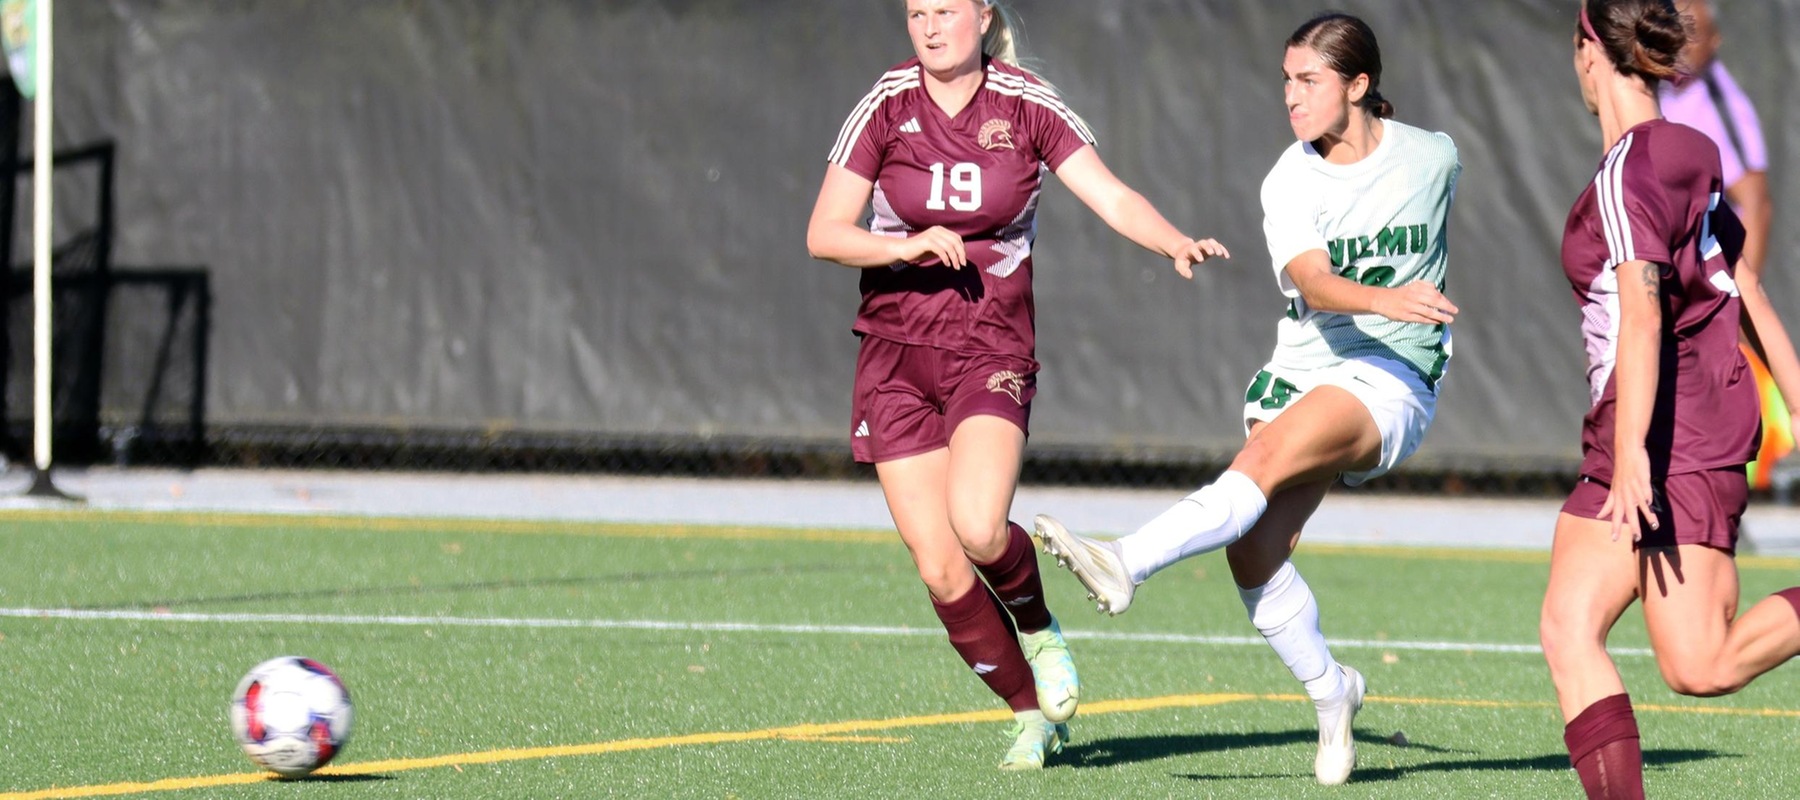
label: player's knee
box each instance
[1537,622,1569,668]
[1232,434,1281,475]
[1232,427,1329,489]
[914,560,975,601]
[1538,608,1599,670]
[1659,662,1744,698]
[948,516,1008,562]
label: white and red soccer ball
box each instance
[229,656,353,777]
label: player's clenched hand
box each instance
[893,226,968,270]
[1597,445,1659,543]
[1373,280,1458,324]
[1172,238,1231,279]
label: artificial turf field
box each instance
[3,508,1799,798]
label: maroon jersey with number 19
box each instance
[1559,119,1757,481]
[827,57,1095,358]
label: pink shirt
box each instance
[828,57,1095,357]
[1559,119,1757,480]
[1659,61,1766,192]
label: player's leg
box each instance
[1118,384,1381,583]
[1637,470,1800,697]
[944,415,1032,599]
[1225,475,1364,785]
[1540,502,1643,800]
[926,357,1068,765]
[857,338,1049,768]
[1642,544,1800,695]
[942,391,1079,732]
[1039,369,1388,616]
[1040,389,1367,615]
[878,449,1055,769]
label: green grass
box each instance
[3,508,1800,798]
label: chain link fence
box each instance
[54,423,1579,499]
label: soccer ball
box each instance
[228,656,353,777]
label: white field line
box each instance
[0,607,1653,658]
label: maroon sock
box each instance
[973,522,1053,633]
[930,583,1036,712]
[1563,694,1645,800]
[1776,587,1800,619]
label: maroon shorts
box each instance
[849,336,1036,464]
[1561,466,1748,553]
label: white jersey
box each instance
[1259,119,1460,385]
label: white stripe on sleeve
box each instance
[984,71,1096,144]
[1594,133,1636,269]
[828,68,920,166]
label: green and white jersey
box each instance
[1259,119,1460,385]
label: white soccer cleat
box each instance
[1314,665,1365,786]
[1035,514,1136,616]
[998,718,1070,771]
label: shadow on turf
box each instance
[1069,729,1730,782]
[1180,742,1728,781]
[82,564,854,611]
[1066,729,1458,770]
[269,774,393,783]
[1333,747,1730,784]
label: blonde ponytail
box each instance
[981,0,1023,67]
[977,0,1088,131]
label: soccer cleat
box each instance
[1314,665,1365,786]
[998,718,1070,770]
[1018,615,1079,723]
[1035,514,1136,616]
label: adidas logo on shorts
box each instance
[854,420,870,438]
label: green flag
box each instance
[1,0,35,99]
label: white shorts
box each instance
[1240,356,1437,487]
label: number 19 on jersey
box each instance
[925,162,982,211]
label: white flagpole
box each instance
[29,0,50,477]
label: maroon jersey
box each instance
[1559,119,1756,480]
[827,57,1095,357]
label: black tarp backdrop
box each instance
[14,0,1800,471]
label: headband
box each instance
[1578,3,1600,42]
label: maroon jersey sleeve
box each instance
[1601,137,1676,269]
[997,72,1095,171]
[828,66,921,182]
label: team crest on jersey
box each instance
[978,119,1015,151]
[987,370,1026,404]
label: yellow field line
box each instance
[1634,701,1800,718]
[6,690,1797,799]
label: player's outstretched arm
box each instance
[1052,145,1228,278]
[1737,260,1800,418]
[806,163,969,270]
[1284,251,1457,324]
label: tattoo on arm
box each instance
[1639,263,1660,301]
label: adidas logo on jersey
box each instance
[899,117,921,134]
[972,662,998,675]
[853,420,871,438]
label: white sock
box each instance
[1238,561,1343,703]
[1118,470,1268,583]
